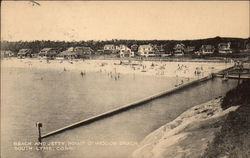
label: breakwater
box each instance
[41,66,234,139]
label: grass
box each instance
[203,80,250,158]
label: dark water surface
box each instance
[1,67,238,158]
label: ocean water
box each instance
[1,66,238,158]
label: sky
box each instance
[1,1,249,41]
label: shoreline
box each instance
[1,58,233,79]
[92,56,236,63]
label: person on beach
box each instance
[80,71,84,77]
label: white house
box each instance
[173,43,185,56]
[198,45,215,55]
[218,42,232,54]
[138,45,155,57]
[103,44,116,54]
[118,45,134,58]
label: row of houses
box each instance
[3,42,250,59]
[103,42,240,58]
[196,42,233,55]
[102,44,166,57]
[17,47,94,59]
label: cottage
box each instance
[138,45,155,57]
[103,44,116,54]
[131,44,138,51]
[57,47,93,59]
[218,42,232,54]
[39,48,58,59]
[131,44,139,55]
[1,50,15,58]
[74,47,94,58]
[57,47,77,59]
[120,51,134,58]
[153,45,166,57]
[119,45,134,58]
[118,45,130,52]
[199,45,215,55]
[240,42,250,53]
[173,43,185,56]
[17,49,33,58]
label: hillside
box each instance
[132,80,250,158]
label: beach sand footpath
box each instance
[131,98,239,158]
[1,58,233,79]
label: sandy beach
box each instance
[1,58,233,79]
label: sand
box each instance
[1,58,233,79]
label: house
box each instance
[103,44,116,54]
[74,47,94,58]
[57,47,94,59]
[17,49,33,58]
[218,42,232,54]
[240,42,250,53]
[1,50,15,58]
[57,47,77,59]
[118,45,134,58]
[173,43,185,56]
[120,51,134,58]
[153,45,166,57]
[38,48,58,59]
[184,46,196,54]
[131,44,139,55]
[198,45,215,55]
[138,45,155,57]
[118,45,129,51]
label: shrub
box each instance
[221,80,250,109]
